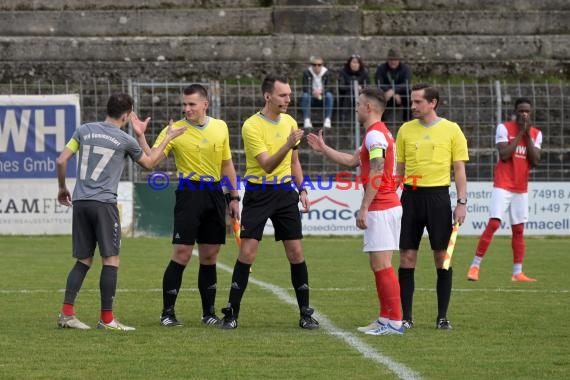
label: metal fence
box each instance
[1,79,568,181]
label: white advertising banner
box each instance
[0,179,133,235]
[261,182,570,237]
[0,94,80,179]
[450,182,570,236]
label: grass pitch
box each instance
[0,235,569,379]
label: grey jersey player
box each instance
[55,92,185,331]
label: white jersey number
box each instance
[79,144,115,181]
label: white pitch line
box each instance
[215,261,422,380]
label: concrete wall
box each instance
[0,9,273,36]
[0,1,568,81]
[0,0,265,10]
[3,8,568,36]
[363,10,570,35]
[355,0,570,10]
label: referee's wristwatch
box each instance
[225,193,240,205]
[457,198,468,205]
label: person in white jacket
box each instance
[301,56,334,129]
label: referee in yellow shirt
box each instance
[219,74,319,330]
[136,84,240,327]
[395,84,468,330]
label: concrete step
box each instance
[363,10,570,36]
[359,0,570,11]
[3,0,568,11]
[272,6,361,35]
[1,35,567,63]
[0,58,567,84]
[0,9,272,36]
[0,0,263,10]
[2,8,567,36]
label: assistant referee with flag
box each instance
[395,84,469,330]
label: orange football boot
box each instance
[512,273,537,282]
[467,266,479,281]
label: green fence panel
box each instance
[134,182,176,236]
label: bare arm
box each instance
[221,158,240,219]
[497,132,524,162]
[525,134,541,168]
[135,134,153,156]
[356,157,384,230]
[307,129,359,168]
[256,128,304,174]
[291,150,309,212]
[131,112,153,156]
[498,116,540,167]
[137,123,186,170]
[396,162,405,177]
[56,147,75,206]
[452,160,467,225]
[497,117,530,162]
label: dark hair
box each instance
[345,54,365,74]
[411,83,440,109]
[514,97,532,109]
[183,84,208,98]
[261,74,289,95]
[360,87,386,108]
[387,47,403,60]
[107,92,133,119]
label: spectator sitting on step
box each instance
[301,56,334,129]
[338,53,370,122]
[375,48,412,121]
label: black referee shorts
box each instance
[72,200,121,259]
[240,183,303,241]
[172,181,226,245]
[399,185,452,251]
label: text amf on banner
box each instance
[0,179,134,235]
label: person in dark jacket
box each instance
[375,48,412,121]
[338,54,370,122]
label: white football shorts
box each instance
[363,206,402,253]
[489,187,529,225]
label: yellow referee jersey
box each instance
[153,117,231,181]
[396,117,469,186]
[242,112,298,183]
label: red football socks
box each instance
[100,310,114,324]
[374,267,402,321]
[62,303,74,316]
[475,218,501,257]
[512,223,525,264]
